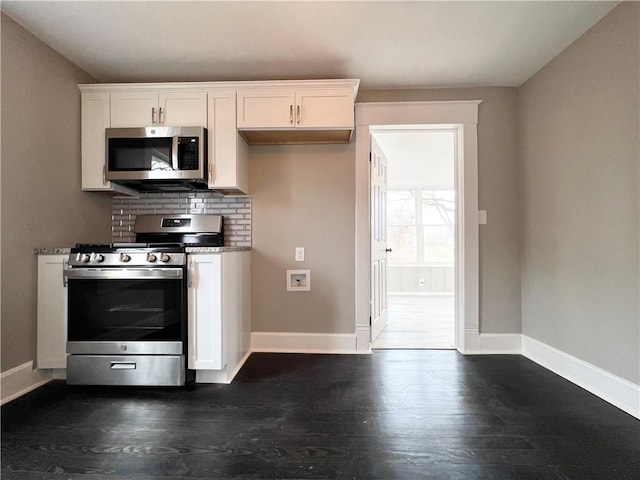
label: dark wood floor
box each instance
[2,351,639,479]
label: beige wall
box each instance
[250,88,521,336]
[359,88,521,334]
[1,15,113,372]
[250,144,355,333]
[519,2,639,383]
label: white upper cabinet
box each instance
[207,90,249,194]
[80,91,136,194]
[296,89,355,128]
[110,90,208,127]
[236,80,359,144]
[236,90,296,128]
[79,79,358,194]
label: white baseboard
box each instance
[522,335,640,419]
[477,333,522,353]
[460,333,522,354]
[1,361,53,405]
[196,350,252,384]
[251,332,359,354]
[355,325,372,353]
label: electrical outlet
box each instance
[295,247,305,262]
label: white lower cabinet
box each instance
[36,255,68,369]
[187,251,251,383]
[188,254,222,369]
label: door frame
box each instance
[354,101,481,354]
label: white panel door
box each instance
[236,89,295,128]
[370,137,389,343]
[159,91,208,126]
[37,255,68,369]
[81,91,111,190]
[110,90,158,127]
[296,89,353,128]
[187,254,223,370]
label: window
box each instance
[387,188,455,266]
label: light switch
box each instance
[295,247,305,262]
[478,210,487,225]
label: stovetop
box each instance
[68,245,187,268]
[71,243,189,254]
[68,214,224,267]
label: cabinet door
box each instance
[220,251,251,372]
[296,89,354,129]
[207,90,249,193]
[159,91,208,126]
[81,92,111,190]
[187,254,222,370]
[237,89,295,128]
[37,255,68,369]
[110,90,158,127]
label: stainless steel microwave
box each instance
[105,126,207,191]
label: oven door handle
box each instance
[65,268,184,280]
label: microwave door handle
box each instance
[171,136,179,171]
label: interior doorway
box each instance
[354,100,480,355]
[371,128,456,350]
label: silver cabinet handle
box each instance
[62,259,68,287]
[296,104,301,124]
[289,104,294,124]
[159,107,164,125]
[188,257,194,288]
[102,164,108,186]
[152,107,157,125]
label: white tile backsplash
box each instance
[112,193,251,246]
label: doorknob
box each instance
[385,248,392,253]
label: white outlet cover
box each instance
[295,247,305,262]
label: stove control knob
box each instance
[160,253,171,263]
[80,254,91,263]
[94,254,105,263]
[147,253,157,263]
[119,253,131,263]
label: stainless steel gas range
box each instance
[64,214,223,387]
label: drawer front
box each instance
[67,355,185,386]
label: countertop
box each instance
[34,248,71,255]
[35,246,251,255]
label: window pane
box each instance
[422,190,455,226]
[423,226,455,264]
[387,190,416,225]
[388,225,417,263]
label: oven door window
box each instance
[68,277,185,342]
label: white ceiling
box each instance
[1,1,618,89]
